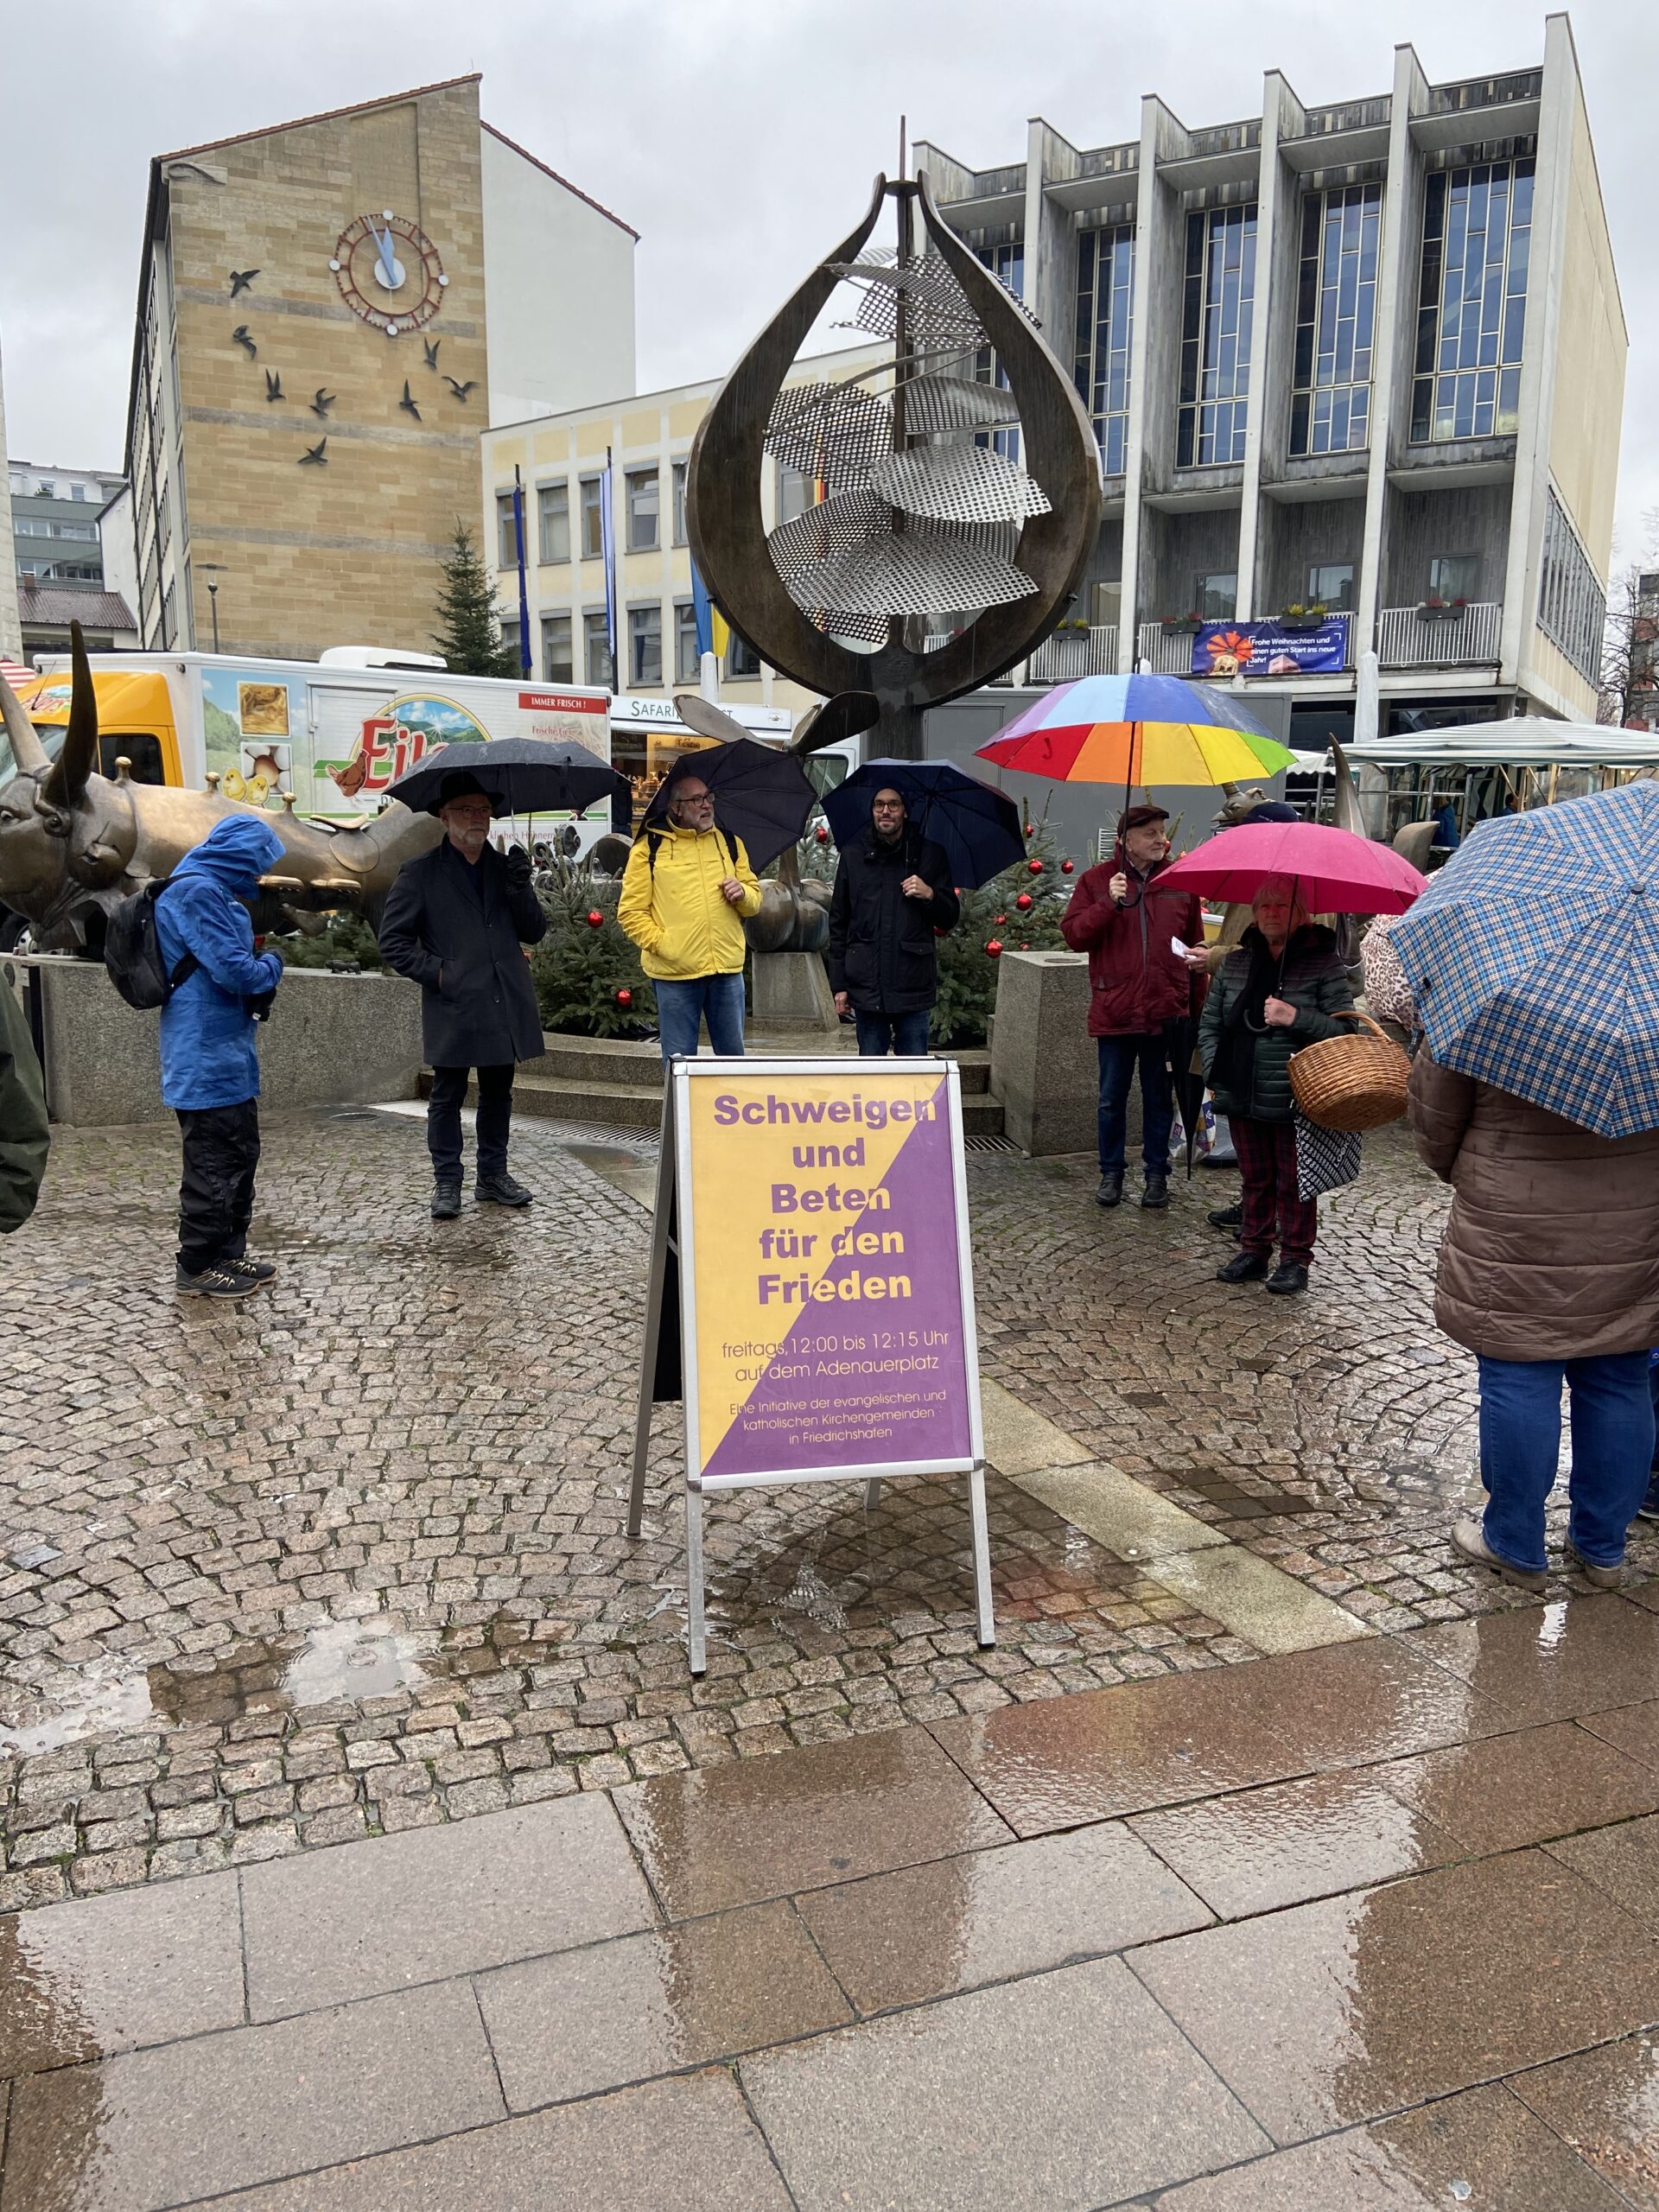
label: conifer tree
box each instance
[432,523,520,677]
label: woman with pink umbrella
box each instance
[1166,821,1426,1295]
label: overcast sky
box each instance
[3,0,1654,565]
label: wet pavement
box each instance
[4,1592,1659,2205]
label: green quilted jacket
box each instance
[1198,925,1356,1124]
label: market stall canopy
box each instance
[1345,719,1659,768]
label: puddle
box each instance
[0,1613,549,1755]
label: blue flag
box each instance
[600,448,619,683]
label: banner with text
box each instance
[1189,616,1351,677]
[678,1063,980,1485]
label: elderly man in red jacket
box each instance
[1060,804,1208,1211]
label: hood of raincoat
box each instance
[169,814,286,900]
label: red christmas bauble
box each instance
[615,988,632,1008]
[815,823,829,842]
[1019,942,1030,950]
[985,938,1003,958]
[994,912,1007,924]
[585,908,604,929]
[1061,859,1075,874]
[1015,892,1033,911]
[1028,858,1044,875]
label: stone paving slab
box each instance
[1507,2037,1659,2209]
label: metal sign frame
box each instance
[627,1055,993,1675]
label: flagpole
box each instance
[601,445,619,690]
[512,464,531,679]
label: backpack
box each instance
[104,880,200,1011]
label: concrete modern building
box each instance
[916,15,1622,746]
[0,334,20,664]
[7,459,138,658]
[125,75,637,664]
[479,342,887,753]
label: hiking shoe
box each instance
[1266,1262,1309,1296]
[175,1262,257,1300]
[226,1254,276,1286]
[1095,1172,1124,1209]
[1637,1475,1659,1522]
[1141,1173,1170,1211]
[1564,1541,1624,1590]
[476,1173,533,1207]
[431,1181,462,1221]
[1451,1517,1547,1594]
[1208,1202,1244,1232]
[1216,1251,1269,1284]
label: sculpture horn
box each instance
[38,622,99,813]
[1328,736,1363,838]
[0,666,48,777]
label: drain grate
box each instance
[963,1133,1020,1154]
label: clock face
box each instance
[330,211,448,334]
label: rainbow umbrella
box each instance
[976,672,1295,819]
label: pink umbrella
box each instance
[1159,820,1426,915]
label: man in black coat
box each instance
[379,772,548,1217]
[826,786,959,1055]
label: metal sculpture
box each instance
[687,169,1102,759]
[0,628,441,950]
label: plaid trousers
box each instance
[1230,1116,1318,1266]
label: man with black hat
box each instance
[379,772,548,1218]
[1059,804,1208,1211]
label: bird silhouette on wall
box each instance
[229,269,259,297]
[423,337,442,371]
[399,381,421,422]
[311,389,335,419]
[444,377,477,403]
[299,438,328,466]
[232,325,257,360]
[264,369,283,403]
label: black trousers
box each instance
[428,1063,514,1180]
[176,1100,261,1274]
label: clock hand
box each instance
[372,219,397,286]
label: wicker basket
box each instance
[1288,1011,1410,1133]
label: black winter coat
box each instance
[1198,924,1354,1123]
[825,828,960,1016]
[378,841,548,1068]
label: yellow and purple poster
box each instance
[677,1061,982,1486]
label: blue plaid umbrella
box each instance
[1389,779,1659,1138]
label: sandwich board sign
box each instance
[627,1056,992,1674]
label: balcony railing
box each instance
[1027,626,1117,683]
[1376,602,1502,668]
[1135,624,1206,674]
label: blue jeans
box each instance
[855,1008,932,1057]
[654,972,746,1060]
[1096,1033,1174,1176]
[1476,1350,1656,1573]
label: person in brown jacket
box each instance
[1408,1052,1659,1592]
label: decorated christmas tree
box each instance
[529,860,657,1039]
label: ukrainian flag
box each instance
[690,557,729,661]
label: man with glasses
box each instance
[826,785,958,1056]
[619,771,761,1059]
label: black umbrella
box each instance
[823,760,1025,889]
[386,736,631,830]
[642,735,817,871]
[1165,1001,1209,1179]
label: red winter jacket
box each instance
[1059,848,1206,1038]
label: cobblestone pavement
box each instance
[3,1105,1653,1907]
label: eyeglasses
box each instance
[871,799,905,811]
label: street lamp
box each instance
[207,580,219,653]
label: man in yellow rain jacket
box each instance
[618,771,762,1059]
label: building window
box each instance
[495,490,520,570]
[1072,223,1135,476]
[672,461,688,545]
[1307,563,1356,611]
[675,601,700,682]
[1179,204,1257,468]
[629,604,663,687]
[1411,158,1533,443]
[580,477,605,560]
[537,484,569,565]
[541,613,573,683]
[778,467,812,524]
[583,610,613,687]
[1194,572,1236,620]
[70,483,86,501]
[1428,553,1479,601]
[626,469,660,552]
[1289,183,1381,457]
[1537,488,1603,684]
[726,632,761,678]
[976,241,1024,463]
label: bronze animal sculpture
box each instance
[0,625,441,950]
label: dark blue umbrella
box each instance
[822,759,1025,889]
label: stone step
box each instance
[432,1067,1007,1139]
[532,1033,991,1093]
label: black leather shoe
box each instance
[1096,1172,1124,1208]
[1207,1202,1243,1231]
[476,1173,533,1207]
[431,1181,462,1220]
[1141,1173,1170,1210]
[1266,1262,1310,1295]
[1216,1251,1270,1283]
